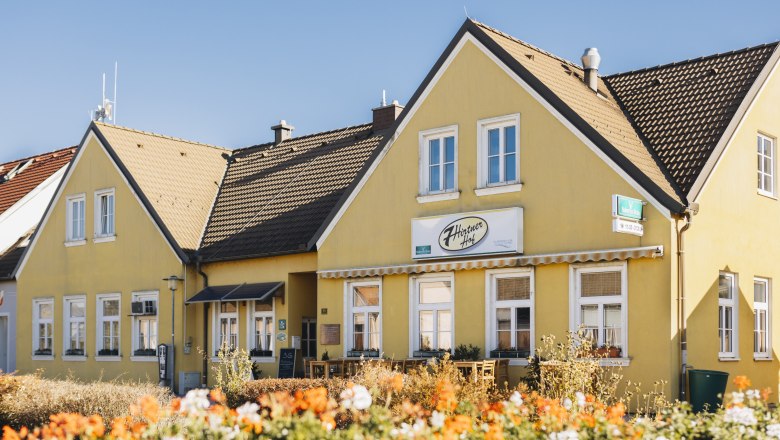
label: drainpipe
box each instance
[677,203,698,401]
[196,255,209,387]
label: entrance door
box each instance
[301,318,316,359]
[0,316,7,373]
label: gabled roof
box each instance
[0,147,75,215]
[92,122,229,254]
[199,123,388,262]
[469,20,685,211]
[606,42,779,195]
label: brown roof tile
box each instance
[606,43,779,194]
[199,123,386,261]
[0,147,75,215]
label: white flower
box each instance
[724,406,757,425]
[746,389,761,400]
[655,437,668,440]
[163,436,184,440]
[207,412,223,430]
[179,389,210,415]
[393,419,427,438]
[562,398,573,410]
[731,391,745,405]
[340,384,372,410]
[236,402,261,425]
[509,391,523,406]
[548,429,579,439]
[430,411,445,429]
[575,392,586,407]
[766,423,780,438]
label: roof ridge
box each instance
[606,41,780,78]
[93,121,230,152]
[0,145,76,170]
[469,19,584,71]
[236,122,374,153]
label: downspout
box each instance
[196,255,209,387]
[677,203,698,401]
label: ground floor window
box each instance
[754,277,770,358]
[719,272,738,359]
[97,294,120,356]
[215,301,238,354]
[571,263,627,358]
[132,291,158,357]
[250,301,273,357]
[345,280,381,357]
[487,269,533,359]
[412,275,453,356]
[63,296,86,357]
[32,298,54,356]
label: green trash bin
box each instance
[689,369,729,412]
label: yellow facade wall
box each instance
[317,40,677,396]
[684,64,780,398]
[16,133,202,381]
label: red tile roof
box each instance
[0,147,76,215]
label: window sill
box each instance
[599,357,631,367]
[93,235,116,243]
[64,240,86,247]
[95,356,122,362]
[754,356,772,362]
[758,190,777,200]
[32,355,54,361]
[130,356,157,362]
[62,355,87,362]
[416,191,460,204]
[250,357,277,364]
[718,356,741,362]
[475,183,523,196]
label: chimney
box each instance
[271,120,294,144]
[581,48,601,92]
[372,99,404,131]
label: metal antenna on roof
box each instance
[91,65,117,123]
[463,4,470,19]
[113,62,118,124]
[381,89,387,106]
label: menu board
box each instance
[277,348,297,378]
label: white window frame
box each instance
[131,291,158,361]
[96,293,121,360]
[247,300,275,362]
[213,301,239,356]
[758,133,776,197]
[718,272,739,360]
[476,113,521,196]
[32,298,54,360]
[754,277,771,360]
[485,268,534,366]
[417,125,459,203]
[409,273,454,357]
[63,295,87,360]
[94,188,116,242]
[569,262,628,361]
[65,194,86,245]
[344,279,382,357]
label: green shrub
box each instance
[452,344,481,361]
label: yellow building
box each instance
[14,18,780,403]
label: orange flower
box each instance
[139,395,160,423]
[763,387,773,401]
[485,422,504,440]
[170,397,182,413]
[434,379,458,412]
[320,413,336,431]
[110,417,130,439]
[444,414,472,435]
[2,426,21,440]
[210,388,226,404]
[384,373,404,393]
[607,402,626,424]
[734,375,751,391]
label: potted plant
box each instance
[98,348,119,356]
[133,348,156,356]
[34,348,52,356]
[453,344,481,361]
[347,348,380,358]
[251,362,263,380]
[249,348,273,357]
[413,348,451,359]
[589,345,622,358]
[490,347,531,359]
[65,348,84,356]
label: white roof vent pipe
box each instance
[581,48,601,92]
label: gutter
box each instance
[676,203,698,401]
[195,254,210,387]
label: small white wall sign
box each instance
[612,218,644,236]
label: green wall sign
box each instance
[612,195,644,221]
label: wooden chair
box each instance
[303,358,311,378]
[480,360,496,385]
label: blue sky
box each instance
[1,1,778,162]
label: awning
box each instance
[317,245,663,279]
[186,282,284,304]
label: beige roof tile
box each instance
[94,123,228,252]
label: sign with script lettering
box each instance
[411,207,522,259]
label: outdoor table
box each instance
[454,361,482,381]
[309,360,330,379]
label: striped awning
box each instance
[317,245,663,279]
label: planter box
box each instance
[413,350,450,359]
[490,349,530,359]
[588,347,622,358]
[34,349,52,356]
[133,349,156,357]
[98,349,119,357]
[347,350,380,358]
[250,350,273,358]
[65,349,84,356]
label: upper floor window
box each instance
[758,134,775,197]
[66,194,86,242]
[64,296,86,357]
[419,126,458,199]
[346,280,381,357]
[719,272,738,359]
[97,294,120,357]
[250,301,274,358]
[32,298,54,357]
[754,278,771,359]
[95,189,115,239]
[477,114,520,194]
[571,263,627,359]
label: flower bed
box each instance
[2,374,778,439]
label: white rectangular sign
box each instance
[411,207,523,260]
[612,218,644,236]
